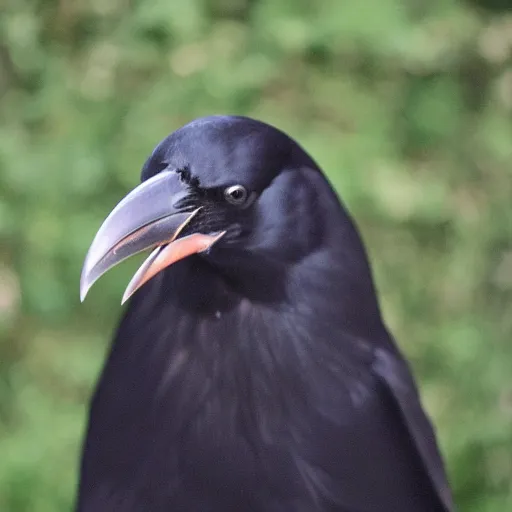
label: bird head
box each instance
[80,115,377,324]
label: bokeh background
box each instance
[1,0,511,510]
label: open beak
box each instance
[80,171,224,304]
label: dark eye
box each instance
[224,185,248,206]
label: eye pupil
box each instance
[224,185,248,205]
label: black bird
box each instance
[78,115,454,512]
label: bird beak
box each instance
[80,171,224,304]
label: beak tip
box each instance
[79,264,95,303]
[79,248,96,303]
[79,280,90,303]
[120,273,142,306]
[120,291,131,305]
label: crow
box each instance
[78,115,454,511]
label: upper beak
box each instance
[80,170,224,304]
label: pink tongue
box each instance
[121,232,225,304]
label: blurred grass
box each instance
[0,0,511,510]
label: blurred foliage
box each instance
[0,0,511,510]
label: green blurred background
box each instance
[1,0,511,510]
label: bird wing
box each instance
[291,335,453,512]
[372,346,455,512]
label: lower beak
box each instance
[80,171,223,303]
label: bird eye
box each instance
[224,185,249,206]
